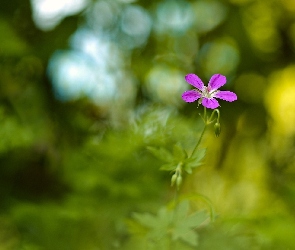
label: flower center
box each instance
[203,87,212,98]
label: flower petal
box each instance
[208,74,226,90]
[215,91,237,102]
[185,74,204,90]
[182,90,201,103]
[202,98,219,109]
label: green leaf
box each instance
[184,160,203,174]
[191,148,206,161]
[132,200,209,248]
[183,165,193,174]
[173,228,199,246]
[183,148,206,174]
[180,210,208,229]
[173,144,187,161]
[172,201,208,247]
[133,208,172,241]
[147,146,174,162]
[133,213,158,228]
[159,163,176,171]
[174,200,190,220]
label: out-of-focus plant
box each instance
[125,73,237,249]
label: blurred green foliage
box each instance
[1,0,295,249]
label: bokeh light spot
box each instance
[265,66,295,135]
[121,5,151,37]
[30,0,89,31]
[86,1,119,31]
[198,38,240,77]
[154,0,194,36]
[119,5,152,49]
[48,50,116,103]
[145,65,187,106]
[242,1,281,55]
[70,28,123,68]
[192,0,227,33]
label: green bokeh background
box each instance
[1,0,295,249]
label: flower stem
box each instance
[173,187,179,210]
[190,124,207,158]
[190,107,208,158]
[168,187,179,250]
[208,109,220,124]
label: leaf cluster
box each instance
[131,200,209,248]
[147,144,206,174]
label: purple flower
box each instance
[182,73,237,109]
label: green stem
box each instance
[208,109,220,124]
[168,187,179,250]
[190,124,207,158]
[174,187,179,208]
[189,107,208,158]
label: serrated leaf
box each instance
[133,213,158,228]
[133,208,173,242]
[180,210,208,228]
[172,201,208,247]
[191,148,206,161]
[184,161,203,174]
[173,227,199,246]
[185,158,204,167]
[157,208,173,227]
[174,200,190,220]
[174,211,206,246]
[147,146,174,162]
[159,163,176,171]
[131,201,209,248]
[183,148,206,174]
[183,165,193,174]
[173,144,187,161]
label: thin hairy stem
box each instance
[190,124,207,158]
[189,107,207,158]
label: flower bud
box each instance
[176,176,182,190]
[171,173,177,187]
[214,122,221,137]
